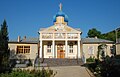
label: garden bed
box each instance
[0,68,54,77]
[85,56,120,77]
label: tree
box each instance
[0,20,9,69]
[97,44,107,60]
[100,29,120,42]
[87,28,101,38]
[100,31,116,42]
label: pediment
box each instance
[40,24,81,33]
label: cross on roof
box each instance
[59,3,62,11]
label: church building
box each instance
[39,3,82,59]
[8,4,114,66]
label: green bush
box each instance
[86,56,120,77]
[0,68,53,77]
[86,56,95,62]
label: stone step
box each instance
[35,58,84,67]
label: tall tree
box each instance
[87,28,101,38]
[0,20,9,68]
[99,28,120,42]
[97,44,107,60]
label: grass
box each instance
[0,68,54,77]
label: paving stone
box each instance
[50,66,91,77]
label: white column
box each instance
[55,45,57,58]
[65,33,68,58]
[40,40,42,58]
[65,40,68,58]
[78,40,80,58]
[52,40,55,58]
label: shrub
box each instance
[0,68,53,77]
[86,56,95,62]
[86,55,120,77]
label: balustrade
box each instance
[55,33,65,39]
[67,33,78,39]
[41,33,79,39]
[42,33,53,39]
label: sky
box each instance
[0,0,120,40]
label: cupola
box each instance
[53,3,68,25]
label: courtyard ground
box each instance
[13,65,94,77]
[50,66,93,77]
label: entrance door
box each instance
[57,45,65,58]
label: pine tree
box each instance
[0,20,9,68]
[0,28,1,48]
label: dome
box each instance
[56,11,65,17]
[53,10,68,22]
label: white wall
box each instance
[116,44,120,55]
[8,43,38,60]
[82,43,113,59]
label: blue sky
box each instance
[0,0,120,39]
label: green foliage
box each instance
[86,56,95,62]
[87,28,101,38]
[86,56,120,77]
[97,44,107,60]
[114,55,120,59]
[0,69,53,77]
[97,50,100,60]
[27,59,32,66]
[0,20,9,50]
[87,28,120,42]
[100,31,116,42]
[0,19,10,72]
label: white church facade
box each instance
[8,4,114,65]
[39,4,82,59]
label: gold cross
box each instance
[59,3,62,11]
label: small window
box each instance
[16,46,30,54]
[24,46,30,53]
[17,46,23,54]
[47,45,51,53]
[69,45,73,53]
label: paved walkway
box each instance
[13,66,92,77]
[50,66,91,77]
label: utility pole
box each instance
[115,27,120,55]
[116,27,120,43]
[116,28,118,43]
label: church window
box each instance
[47,45,51,53]
[69,45,73,53]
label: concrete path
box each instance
[50,66,91,77]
